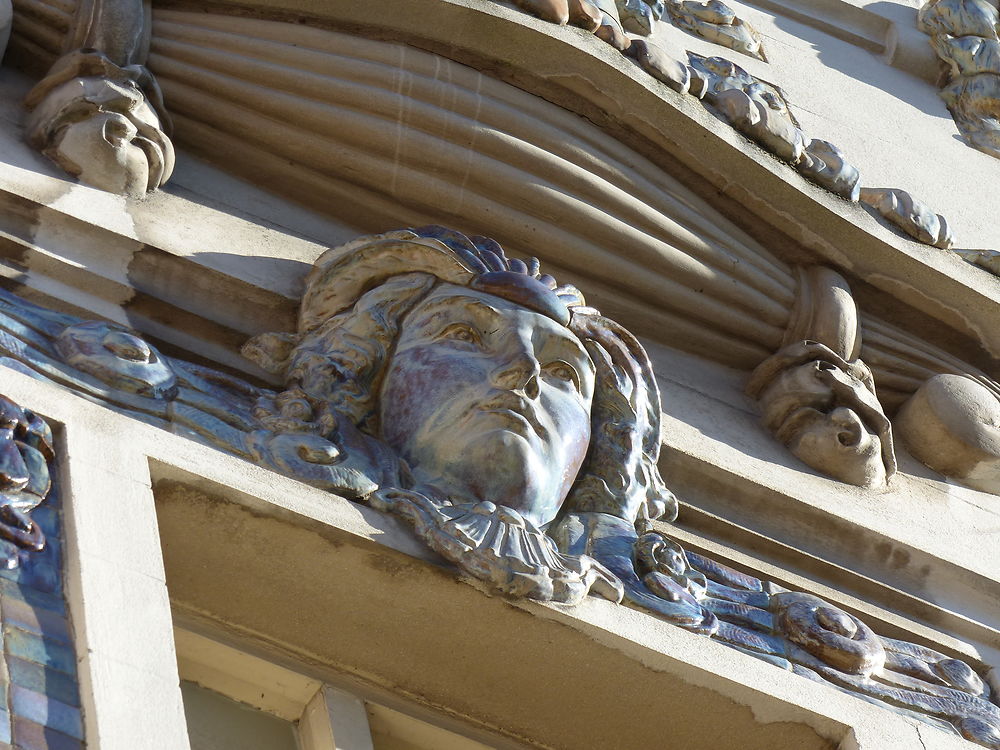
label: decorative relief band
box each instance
[0,396,52,570]
[0,227,997,744]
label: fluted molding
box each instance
[149,10,796,368]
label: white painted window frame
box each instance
[176,628,375,750]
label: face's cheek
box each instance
[788,413,885,486]
[538,384,592,494]
[379,344,486,459]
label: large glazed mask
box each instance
[244,227,677,605]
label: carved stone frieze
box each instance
[485,0,984,224]
[919,0,1000,159]
[859,187,955,249]
[616,0,662,35]
[0,227,997,744]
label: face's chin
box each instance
[388,387,579,528]
[435,428,553,524]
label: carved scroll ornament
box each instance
[10,0,174,196]
[0,227,998,744]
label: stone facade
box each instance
[0,0,998,748]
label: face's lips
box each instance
[475,392,548,439]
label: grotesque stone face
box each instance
[760,359,888,487]
[24,51,175,199]
[40,78,169,198]
[378,284,596,528]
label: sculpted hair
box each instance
[286,273,437,433]
[567,311,677,524]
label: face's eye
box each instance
[437,323,481,346]
[543,360,580,389]
[762,92,782,110]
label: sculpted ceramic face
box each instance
[378,284,596,528]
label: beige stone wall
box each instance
[0,0,998,745]
[650,0,999,250]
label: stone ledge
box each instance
[153,469,960,750]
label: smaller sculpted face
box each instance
[378,284,596,528]
[35,78,173,198]
[764,362,886,487]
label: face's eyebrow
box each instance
[410,294,595,371]
[537,328,595,374]
[409,295,502,330]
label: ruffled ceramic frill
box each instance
[368,490,624,605]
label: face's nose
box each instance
[829,406,865,448]
[490,337,541,399]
